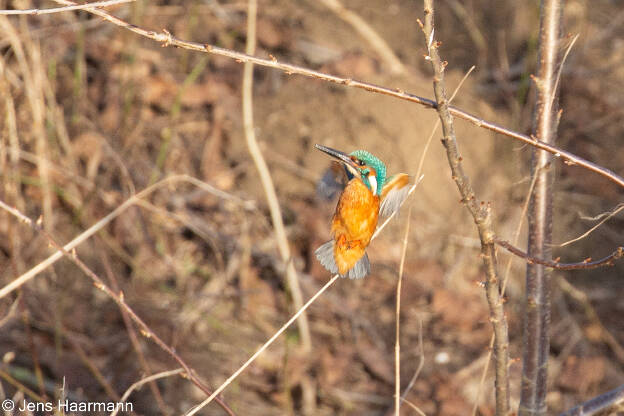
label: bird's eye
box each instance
[358,160,365,166]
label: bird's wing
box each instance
[316,162,349,201]
[379,173,411,217]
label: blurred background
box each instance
[0,0,623,414]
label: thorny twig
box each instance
[0,200,237,416]
[39,0,624,190]
[421,1,510,414]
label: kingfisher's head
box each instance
[315,144,386,196]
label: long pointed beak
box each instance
[315,144,359,171]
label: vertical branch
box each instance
[421,1,510,414]
[241,0,312,352]
[520,1,562,415]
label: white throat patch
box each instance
[368,175,377,195]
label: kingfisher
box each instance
[315,144,412,279]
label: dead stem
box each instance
[241,0,311,353]
[394,206,412,415]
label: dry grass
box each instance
[0,1,623,415]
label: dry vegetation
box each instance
[0,0,623,415]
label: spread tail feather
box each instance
[345,252,370,279]
[315,241,370,279]
[315,240,338,274]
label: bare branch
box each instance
[0,0,133,15]
[495,239,623,270]
[421,1,510,414]
[41,0,624,190]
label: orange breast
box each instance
[331,178,380,274]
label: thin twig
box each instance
[241,0,311,352]
[42,0,624,190]
[421,2,510,414]
[110,369,184,416]
[1,16,56,235]
[393,66,470,407]
[402,70,468,411]
[395,207,412,415]
[185,179,424,415]
[557,202,624,247]
[0,200,236,416]
[415,65,475,180]
[401,397,427,416]
[0,0,133,15]
[0,174,253,299]
[185,275,340,416]
[496,239,623,270]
